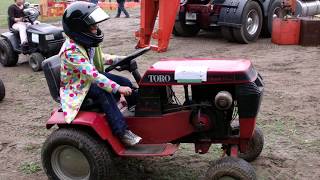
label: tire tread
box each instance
[206,156,257,180]
[0,79,5,101]
[0,38,18,66]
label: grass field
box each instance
[0,0,39,27]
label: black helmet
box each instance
[62,1,110,47]
[23,7,40,23]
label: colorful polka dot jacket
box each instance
[59,38,121,123]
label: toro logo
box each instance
[148,75,171,83]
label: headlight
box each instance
[31,33,39,43]
[45,34,55,41]
[214,91,233,110]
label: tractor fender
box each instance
[1,32,19,51]
[46,110,125,154]
[217,0,269,28]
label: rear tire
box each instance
[173,12,200,37]
[206,157,257,180]
[0,38,19,67]
[41,128,117,180]
[233,1,263,43]
[29,52,44,72]
[221,26,235,42]
[0,79,5,101]
[260,17,271,38]
[239,127,264,162]
[267,0,285,34]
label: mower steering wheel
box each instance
[105,47,150,72]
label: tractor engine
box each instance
[191,85,236,138]
[190,74,263,139]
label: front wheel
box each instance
[206,157,257,180]
[233,1,263,43]
[29,52,44,72]
[41,128,116,180]
[0,79,5,101]
[239,127,264,162]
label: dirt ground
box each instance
[0,8,320,180]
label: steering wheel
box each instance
[105,47,150,72]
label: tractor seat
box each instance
[42,55,100,111]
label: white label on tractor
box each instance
[186,12,197,20]
[174,66,208,82]
[148,75,171,83]
[32,33,39,43]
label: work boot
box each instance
[121,130,142,146]
[115,15,120,18]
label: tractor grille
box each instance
[236,74,264,118]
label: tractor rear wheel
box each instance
[29,52,44,72]
[173,12,200,37]
[0,38,19,67]
[233,1,263,43]
[239,127,264,162]
[0,79,5,101]
[42,128,117,180]
[206,156,257,180]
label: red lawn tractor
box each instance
[41,47,264,179]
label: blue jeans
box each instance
[116,1,130,17]
[84,73,135,137]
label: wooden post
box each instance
[40,0,48,16]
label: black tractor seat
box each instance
[42,55,100,111]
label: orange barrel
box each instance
[272,18,301,45]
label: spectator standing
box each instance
[115,0,130,18]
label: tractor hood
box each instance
[27,23,63,35]
[139,59,258,85]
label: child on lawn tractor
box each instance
[8,0,40,52]
[8,0,29,51]
[59,1,141,146]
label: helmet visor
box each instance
[84,7,110,25]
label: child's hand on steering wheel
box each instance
[118,86,132,96]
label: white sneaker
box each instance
[121,130,142,146]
